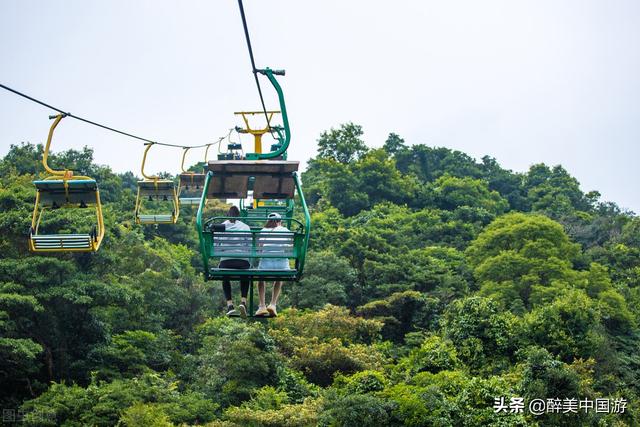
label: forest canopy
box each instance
[0,123,638,426]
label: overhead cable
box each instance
[0,83,214,149]
[237,0,273,132]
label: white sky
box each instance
[1,1,639,213]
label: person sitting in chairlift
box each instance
[255,212,290,317]
[218,205,251,318]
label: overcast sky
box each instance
[1,1,639,213]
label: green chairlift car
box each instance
[195,68,310,316]
[197,160,309,282]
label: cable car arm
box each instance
[245,68,290,160]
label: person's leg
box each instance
[219,260,234,307]
[258,281,266,307]
[235,260,250,306]
[266,281,282,317]
[234,279,248,318]
[223,280,233,305]
[220,258,251,304]
[222,279,236,315]
[254,281,269,316]
[240,279,249,304]
[270,281,282,306]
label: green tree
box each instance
[87,330,177,380]
[394,145,482,183]
[0,281,44,404]
[466,212,580,311]
[382,132,407,156]
[284,251,354,309]
[357,291,440,342]
[408,370,529,426]
[21,372,217,426]
[380,383,455,427]
[524,164,590,215]
[288,339,384,387]
[396,335,459,376]
[442,297,520,372]
[192,318,281,407]
[333,370,388,395]
[225,403,319,427]
[0,142,43,175]
[119,403,173,427]
[524,290,606,362]
[517,347,602,426]
[318,391,393,427]
[270,305,382,346]
[351,149,418,210]
[429,174,509,215]
[479,155,527,211]
[316,122,368,164]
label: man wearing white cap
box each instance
[255,212,290,317]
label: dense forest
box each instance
[1,122,639,426]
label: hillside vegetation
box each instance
[1,123,639,426]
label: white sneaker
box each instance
[226,305,237,316]
[238,303,247,319]
[267,304,277,317]
[254,306,269,317]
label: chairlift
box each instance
[29,114,105,252]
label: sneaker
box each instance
[254,306,269,317]
[238,302,247,319]
[226,304,237,316]
[267,304,278,317]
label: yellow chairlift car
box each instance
[29,114,105,252]
[178,146,208,207]
[134,143,179,225]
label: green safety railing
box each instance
[196,171,310,281]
